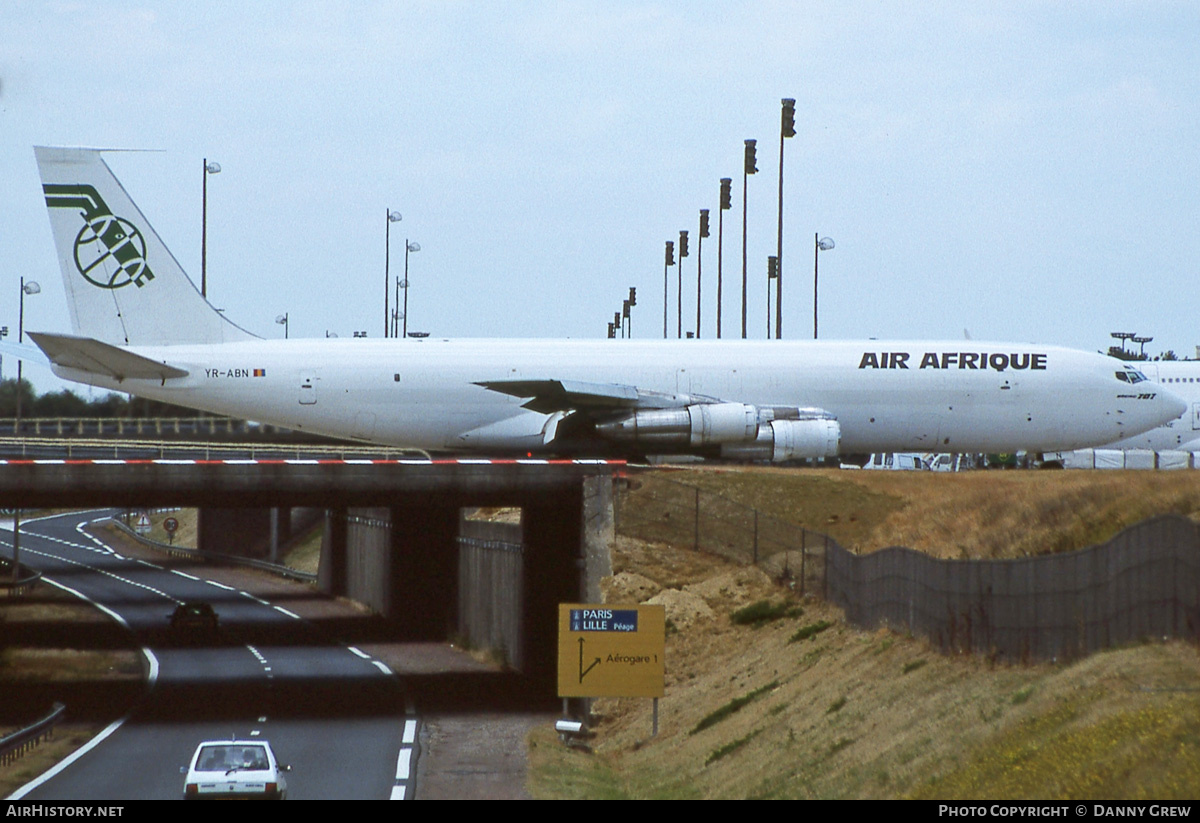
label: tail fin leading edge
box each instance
[34,146,256,347]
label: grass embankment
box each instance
[529,467,1200,799]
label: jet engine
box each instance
[593,402,840,461]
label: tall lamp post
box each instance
[275,313,289,339]
[813,235,834,339]
[11,277,39,585]
[696,210,709,338]
[742,140,758,338]
[677,231,689,339]
[662,240,675,339]
[717,178,731,338]
[15,278,40,428]
[400,240,420,339]
[384,210,402,337]
[776,99,796,339]
[201,159,221,299]
[627,286,637,338]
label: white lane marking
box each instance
[8,576,161,800]
[273,606,300,619]
[395,747,412,780]
[390,785,407,800]
[1,539,181,605]
[402,719,416,745]
[372,660,393,675]
[171,569,201,581]
[347,646,370,659]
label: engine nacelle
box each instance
[594,402,757,446]
[594,402,838,461]
[719,418,841,462]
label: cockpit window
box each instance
[1116,369,1148,384]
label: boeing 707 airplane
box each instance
[18,146,1185,462]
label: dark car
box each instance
[169,601,219,639]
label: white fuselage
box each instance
[48,337,1185,456]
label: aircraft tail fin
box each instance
[34,146,256,347]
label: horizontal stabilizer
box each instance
[0,339,51,368]
[27,331,189,382]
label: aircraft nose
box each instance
[1161,385,1187,423]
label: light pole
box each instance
[400,240,420,339]
[717,178,731,338]
[627,286,637,339]
[275,313,289,339]
[776,99,796,339]
[384,209,402,337]
[15,278,40,429]
[202,159,221,299]
[813,235,834,339]
[767,255,778,337]
[677,230,688,339]
[697,210,709,338]
[662,240,675,339]
[742,140,758,339]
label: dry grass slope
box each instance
[529,467,1200,800]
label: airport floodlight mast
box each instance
[742,140,758,339]
[400,240,420,339]
[628,286,637,338]
[776,98,795,339]
[1133,336,1154,358]
[663,240,675,339]
[275,313,289,339]
[1110,331,1137,357]
[201,159,221,299]
[384,209,402,337]
[718,178,731,338]
[678,230,689,338]
[16,277,40,422]
[814,235,834,339]
[697,210,709,339]
[767,255,778,337]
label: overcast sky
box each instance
[2,2,1198,392]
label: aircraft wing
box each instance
[476,377,841,461]
[27,331,190,382]
[475,379,644,414]
[474,378,700,414]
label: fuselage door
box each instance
[1192,402,1200,431]
[299,373,317,405]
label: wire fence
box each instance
[614,471,1200,661]
[615,471,838,596]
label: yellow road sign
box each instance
[557,604,665,698]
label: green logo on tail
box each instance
[44,184,156,290]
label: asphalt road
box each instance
[3,510,553,800]
[4,511,415,800]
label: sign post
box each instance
[557,604,666,736]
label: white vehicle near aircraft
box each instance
[15,146,1186,462]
